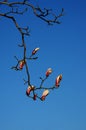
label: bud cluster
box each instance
[25,67,62,101]
[12,46,62,101]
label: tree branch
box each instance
[0,0,63,101]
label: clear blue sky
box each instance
[0,0,86,130]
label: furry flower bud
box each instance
[32,47,40,55]
[19,60,25,69]
[55,74,62,87]
[33,94,37,100]
[41,89,49,101]
[46,68,52,77]
[26,86,34,96]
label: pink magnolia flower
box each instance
[26,86,34,96]
[32,47,40,55]
[41,89,49,101]
[55,74,62,87]
[19,60,25,69]
[46,68,52,77]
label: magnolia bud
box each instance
[26,86,34,96]
[55,74,62,87]
[46,68,52,77]
[32,47,40,55]
[19,60,25,69]
[33,94,37,100]
[41,89,49,101]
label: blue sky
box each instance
[0,0,86,130]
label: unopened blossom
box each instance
[32,47,40,55]
[41,89,49,101]
[19,60,25,69]
[46,68,52,77]
[26,86,34,96]
[55,74,62,87]
[33,94,37,100]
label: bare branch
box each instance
[0,1,63,101]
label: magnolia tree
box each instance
[0,0,63,101]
